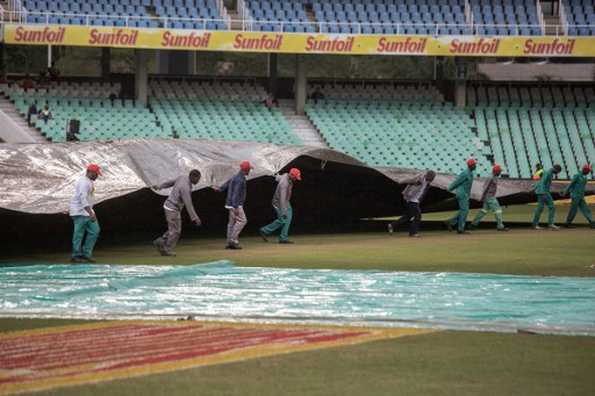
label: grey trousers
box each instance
[227,207,247,244]
[160,208,181,253]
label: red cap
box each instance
[86,163,102,175]
[240,160,252,172]
[583,164,592,173]
[289,168,302,181]
[492,164,502,174]
[467,158,477,167]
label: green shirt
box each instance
[448,168,475,198]
[534,168,555,195]
[564,173,588,200]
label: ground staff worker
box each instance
[388,170,436,237]
[153,170,202,256]
[446,159,476,234]
[260,168,302,244]
[469,164,509,231]
[532,164,562,230]
[563,164,594,228]
[69,163,102,263]
[215,161,252,250]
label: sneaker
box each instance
[259,229,269,242]
[70,256,86,264]
[444,221,454,232]
[590,222,595,229]
[533,225,543,230]
[548,224,560,230]
[387,223,394,234]
[161,251,176,257]
[457,230,471,235]
[409,234,420,238]
[562,223,574,229]
[226,243,243,250]
[82,257,97,263]
[467,223,476,230]
[497,227,510,232]
[279,240,295,244]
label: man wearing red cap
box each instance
[469,164,508,231]
[260,168,301,244]
[446,159,476,234]
[563,164,594,228]
[69,164,102,263]
[215,160,252,249]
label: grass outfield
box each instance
[1,318,594,396]
[382,203,595,224]
[1,205,594,395]
[3,228,594,277]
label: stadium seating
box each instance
[310,0,469,35]
[562,0,595,36]
[21,0,228,30]
[244,0,315,32]
[470,0,543,36]
[149,80,300,144]
[305,83,493,175]
[470,84,595,179]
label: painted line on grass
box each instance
[0,321,432,395]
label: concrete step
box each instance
[0,97,48,143]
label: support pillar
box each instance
[101,47,111,78]
[295,55,307,115]
[267,53,278,98]
[454,58,467,109]
[135,49,149,106]
[155,50,194,74]
[47,45,52,68]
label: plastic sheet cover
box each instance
[1,261,594,336]
[0,139,588,214]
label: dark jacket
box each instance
[220,171,247,208]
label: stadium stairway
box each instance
[0,96,47,143]
[279,100,327,148]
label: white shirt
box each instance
[69,175,95,216]
[409,179,429,203]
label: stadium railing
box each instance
[535,0,545,35]
[4,10,565,37]
[559,0,569,35]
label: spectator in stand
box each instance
[37,70,49,86]
[49,62,61,82]
[263,93,278,109]
[0,72,8,84]
[310,87,324,104]
[39,104,53,124]
[27,103,38,126]
[21,74,35,91]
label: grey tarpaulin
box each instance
[0,139,592,214]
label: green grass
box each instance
[420,203,595,224]
[2,203,594,395]
[3,228,594,277]
[2,318,594,396]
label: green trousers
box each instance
[71,215,100,259]
[566,198,593,224]
[448,195,470,232]
[472,197,505,229]
[261,205,293,242]
[532,193,555,226]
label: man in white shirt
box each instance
[69,163,101,263]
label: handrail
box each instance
[1,10,586,37]
[464,0,473,26]
[536,0,545,35]
[559,0,568,35]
